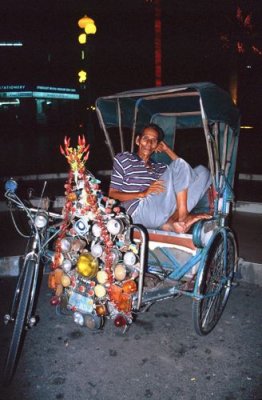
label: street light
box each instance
[78,16,97,32]
[77,15,97,83]
[77,14,97,139]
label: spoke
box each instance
[193,230,236,335]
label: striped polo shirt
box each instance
[110,152,167,215]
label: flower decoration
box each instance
[48,136,141,331]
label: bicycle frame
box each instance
[131,224,237,311]
[93,82,239,334]
[4,84,238,342]
[3,181,63,385]
[95,83,240,223]
[7,236,41,328]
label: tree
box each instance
[220,4,262,104]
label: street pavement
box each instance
[1,175,262,273]
[0,276,261,400]
[231,211,262,265]
[0,177,261,400]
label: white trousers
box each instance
[131,158,212,229]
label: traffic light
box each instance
[78,70,87,83]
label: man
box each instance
[109,123,212,233]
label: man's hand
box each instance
[155,141,169,153]
[109,180,165,202]
[144,180,165,196]
[155,141,178,161]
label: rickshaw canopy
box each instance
[96,82,240,135]
[95,82,240,205]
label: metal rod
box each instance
[95,107,115,160]
[131,103,139,152]
[221,124,229,173]
[213,123,220,188]
[200,98,215,182]
[117,99,125,152]
[225,130,235,179]
[131,224,148,310]
[153,111,201,117]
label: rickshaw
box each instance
[95,82,240,335]
[2,82,240,385]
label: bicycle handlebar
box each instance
[5,189,63,223]
[29,207,64,220]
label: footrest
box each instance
[133,229,196,251]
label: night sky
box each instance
[0,0,262,131]
[0,0,261,176]
[1,0,262,97]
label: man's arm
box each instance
[109,188,144,201]
[155,141,179,161]
[109,180,166,202]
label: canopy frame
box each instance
[95,82,240,217]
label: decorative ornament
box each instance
[84,314,102,330]
[122,280,137,294]
[94,284,106,298]
[96,270,109,284]
[114,314,127,328]
[96,303,107,316]
[76,253,99,278]
[61,274,71,287]
[114,264,127,281]
[48,135,141,331]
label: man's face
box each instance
[136,128,159,158]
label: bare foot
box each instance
[172,221,187,233]
[160,222,175,232]
[173,213,212,234]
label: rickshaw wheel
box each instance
[192,229,237,336]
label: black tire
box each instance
[192,230,237,336]
[3,259,35,385]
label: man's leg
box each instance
[162,164,212,233]
[132,158,195,228]
[187,165,212,212]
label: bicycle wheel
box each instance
[192,229,237,336]
[3,259,35,385]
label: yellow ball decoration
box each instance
[61,274,71,287]
[67,192,77,202]
[114,264,127,281]
[122,280,137,294]
[94,284,106,298]
[76,253,99,278]
[96,270,108,284]
[96,303,107,316]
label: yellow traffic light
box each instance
[78,15,97,35]
[84,22,97,35]
[78,70,87,83]
[78,33,87,44]
[78,16,94,29]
